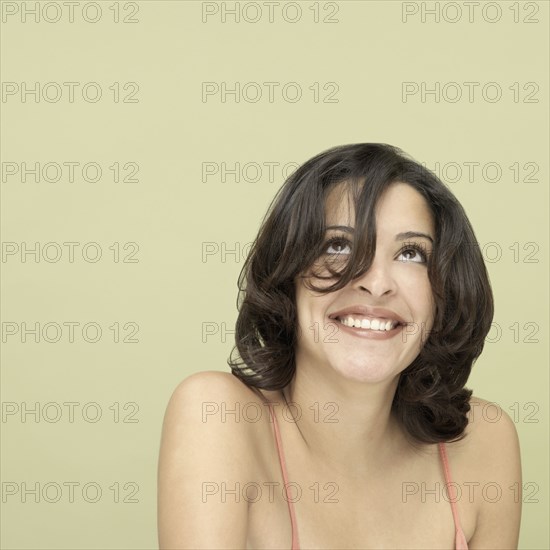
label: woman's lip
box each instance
[329,318,404,340]
[328,305,407,325]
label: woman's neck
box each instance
[280,362,411,479]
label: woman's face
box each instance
[294,181,436,384]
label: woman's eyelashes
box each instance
[324,236,351,255]
[322,236,430,264]
[397,242,430,264]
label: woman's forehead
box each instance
[324,181,434,233]
[324,181,359,223]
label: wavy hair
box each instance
[228,143,494,444]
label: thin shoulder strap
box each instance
[438,442,469,549]
[266,401,300,550]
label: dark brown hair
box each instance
[228,143,494,444]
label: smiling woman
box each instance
[294,182,438,388]
[157,143,522,549]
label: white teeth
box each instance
[338,316,398,331]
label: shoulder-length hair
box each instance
[228,143,494,444]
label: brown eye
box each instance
[324,237,351,256]
[397,243,428,263]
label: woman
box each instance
[158,143,522,549]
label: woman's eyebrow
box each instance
[326,225,354,233]
[326,225,434,244]
[396,231,434,244]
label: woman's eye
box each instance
[322,240,428,262]
[398,246,427,263]
[325,239,351,255]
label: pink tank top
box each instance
[265,401,469,550]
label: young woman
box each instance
[158,143,522,549]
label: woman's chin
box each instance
[332,360,396,384]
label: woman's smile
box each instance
[294,181,436,384]
[330,316,405,340]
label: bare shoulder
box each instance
[157,371,263,548]
[168,370,279,423]
[169,369,259,406]
[461,395,521,453]
[159,370,265,469]
[452,394,522,477]
[450,395,523,547]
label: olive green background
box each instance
[1,0,548,548]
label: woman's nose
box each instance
[352,258,396,297]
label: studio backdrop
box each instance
[1,1,548,548]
